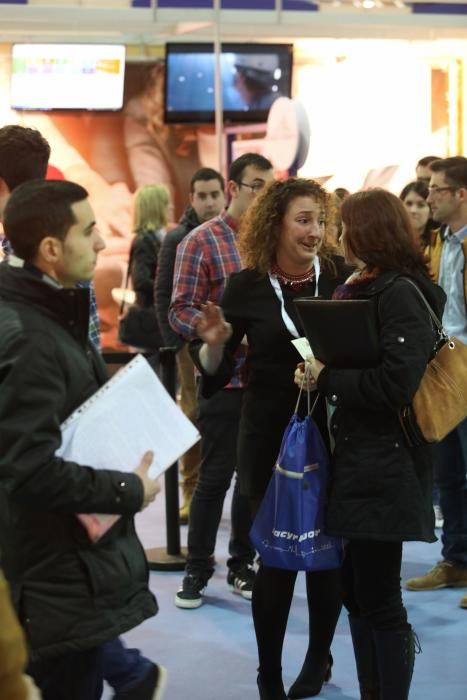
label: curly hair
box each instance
[239,177,338,274]
[0,125,50,191]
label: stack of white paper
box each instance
[57,354,200,540]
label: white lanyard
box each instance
[268,257,320,339]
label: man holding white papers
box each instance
[0,180,164,700]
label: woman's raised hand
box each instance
[197,302,233,346]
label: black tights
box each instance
[252,563,342,678]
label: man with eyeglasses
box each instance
[169,152,274,609]
[405,156,467,611]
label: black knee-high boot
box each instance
[287,569,342,699]
[252,564,296,700]
[373,625,418,700]
[348,615,380,700]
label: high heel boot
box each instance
[373,625,419,700]
[287,653,333,699]
[257,671,287,700]
[348,615,380,700]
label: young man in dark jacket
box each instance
[155,167,225,522]
[0,180,163,700]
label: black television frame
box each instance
[164,42,293,125]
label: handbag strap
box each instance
[119,245,134,315]
[399,276,448,343]
[294,364,320,416]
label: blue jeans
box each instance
[102,638,152,693]
[433,418,467,567]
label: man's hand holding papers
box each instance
[135,450,161,510]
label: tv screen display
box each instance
[164,43,293,124]
[10,44,126,111]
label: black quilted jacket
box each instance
[318,271,446,543]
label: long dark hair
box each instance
[399,180,438,247]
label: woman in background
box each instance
[190,178,350,700]
[327,187,350,245]
[302,189,445,699]
[127,183,170,352]
[400,180,438,247]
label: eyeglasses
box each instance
[428,186,458,195]
[238,181,266,193]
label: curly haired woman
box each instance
[190,178,351,699]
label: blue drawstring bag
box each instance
[250,381,345,572]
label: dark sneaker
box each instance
[174,574,206,609]
[114,662,167,700]
[227,564,255,600]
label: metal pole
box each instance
[146,347,187,570]
[213,0,224,177]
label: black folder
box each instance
[294,298,380,368]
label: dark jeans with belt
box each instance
[433,417,467,567]
[342,540,407,630]
[186,387,255,580]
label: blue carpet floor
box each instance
[104,484,467,700]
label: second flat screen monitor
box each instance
[164,42,293,124]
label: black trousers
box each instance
[186,388,255,578]
[342,540,407,630]
[28,646,104,700]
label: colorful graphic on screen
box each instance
[10,44,126,110]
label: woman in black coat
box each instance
[126,184,169,350]
[191,178,350,700]
[303,189,446,700]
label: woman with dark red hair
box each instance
[301,189,446,699]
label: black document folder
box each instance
[294,298,380,368]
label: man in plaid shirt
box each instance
[169,153,274,609]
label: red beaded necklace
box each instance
[271,262,316,290]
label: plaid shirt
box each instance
[169,211,245,389]
[76,281,100,350]
[1,235,100,350]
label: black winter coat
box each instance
[0,262,157,661]
[154,206,200,350]
[317,271,446,543]
[191,256,351,498]
[130,227,163,308]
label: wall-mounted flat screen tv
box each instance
[10,44,126,111]
[164,42,293,124]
